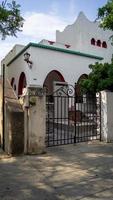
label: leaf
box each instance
[0,0,24,39]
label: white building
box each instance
[2,12,113,97]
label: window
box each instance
[18,72,27,96]
[91,38,95,45]
[97,40,101,47]
[102,41,107,48]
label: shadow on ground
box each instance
[0,142,113,200]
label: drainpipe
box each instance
[2,63,5,151]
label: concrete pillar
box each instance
[101,91,113,142]
[24,86,46,154]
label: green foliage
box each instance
[80,61,113,93]
[98,0,113,31]
[81,1,113,94]
[0,0,24,39]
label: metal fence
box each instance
[46,85,101,147]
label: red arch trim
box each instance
[43,70,65,87]
[53,70,65,82]
[91,38,95,45]
[18,72,27,96]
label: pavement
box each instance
[0,148,11,159]
[0,141,113,200]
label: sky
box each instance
[0,0,108,62]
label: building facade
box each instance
[2,12,113,97]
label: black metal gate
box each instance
[46,85,101,147]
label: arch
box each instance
[77,74,88,85]
[76,74,88,102]
[97,40,101,47]
[102,41,107,48]
[91,38,95,45]
[18,72,27,96]
[43,70,65,95]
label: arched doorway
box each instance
[18,72,27,96]
[76,74,88,102]
[43,70,65,95]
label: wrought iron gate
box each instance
[46,85,101,147]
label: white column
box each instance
[101,91,113,142]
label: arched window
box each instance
[91,38,95,45]
[18,72,27,96]
[102,41,107,48]
[97,40,101,47]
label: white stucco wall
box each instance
[56,12,113,63]
[101,91,113,142]
[1,44,24,77]
[7,46,35,95]
[7,45,101,96]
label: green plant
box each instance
[29,96,36,106]
[0,0,24,39]
[80,61,113,93]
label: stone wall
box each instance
[0,78,3,147]
[4,105,24,155]
[0,78,24,155]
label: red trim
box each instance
[18,72,27,96]
[102,41,107,48]
[91,38,95,45]
[97,40,101,47]
[77,74,88,84]
[54,70,65,82]
[65,44,71,48]
[43,70,65,95]
[48,41,55,45]
[43,70,65,87]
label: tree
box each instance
[0,0,24,39]
[80,1,113,94]
[80,61,113,94]
[98,0,113,31]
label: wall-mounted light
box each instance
[24,52,33,69]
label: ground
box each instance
[0,142,113,200]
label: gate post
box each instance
[23,86,46,154]
[74,83,77,143]
[101,91,113,142]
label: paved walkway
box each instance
[0,142,113,200]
